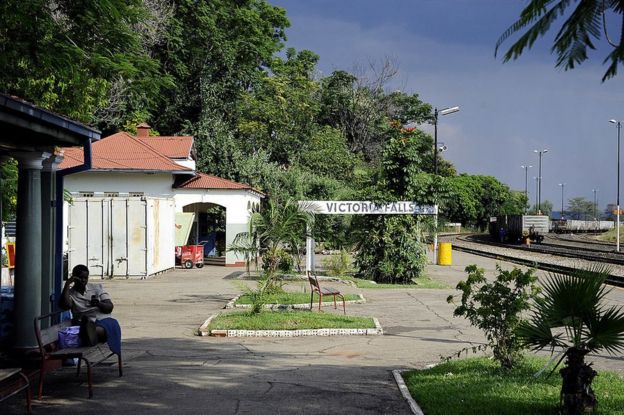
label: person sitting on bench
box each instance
[59,265,121,353]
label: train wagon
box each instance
[489,215,549,243]
[551,219,614,233]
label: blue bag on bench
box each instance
[58,326,81,349]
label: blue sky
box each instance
[270,0,624,213]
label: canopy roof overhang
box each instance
[0,94,100,152]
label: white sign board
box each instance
[299,201,437,215]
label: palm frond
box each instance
[552,0,601,69]
[518,263,624,355]
[495,0,566,60]
[584,306,624,354]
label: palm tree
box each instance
[517,265,624,414]
[495,1,624,81]
[229,198,313,283]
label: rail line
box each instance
[459,234,624,266]
[447,234,624,288]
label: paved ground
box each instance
[4,250,624,414]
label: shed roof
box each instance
[175,172,261,193]
[139,136,193,158]
[60,132,190,172]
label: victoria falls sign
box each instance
[299,201,437,215]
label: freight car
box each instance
[551,219,614,233]
[489,215,549,244]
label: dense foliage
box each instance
[0,1,526,277]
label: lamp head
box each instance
[439,106,460,116]
[610,119,618,124]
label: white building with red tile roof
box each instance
[61,125,262,276]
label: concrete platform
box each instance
[4,250,624,414]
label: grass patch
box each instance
[597,226,622,242]
[235,292,361,305]
[343,276,448,289]
[208,310,376,331]
[402,357,624,415]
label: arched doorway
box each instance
[182,202,227,265]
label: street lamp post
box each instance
[610,119,621,252]
[592,188,599,220]
[558,183,565,219]
[521,165,532,212]
[432,106,459,264]
[534,176,539,213]
[534,149,548,214]
[433,106,460,175]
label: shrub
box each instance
[447,264,539,369]
[354,216,428,284]
[262,248,293,274]
[322,249,353,277]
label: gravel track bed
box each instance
[446,236,624,278]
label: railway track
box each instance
[460,234,624,266]
[447,234,624,288]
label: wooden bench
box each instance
[308,274,346,314]
[34,311,122,399]
[0,368,31,414]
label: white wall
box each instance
[173,159,196,170]
[64,171,178,197]
[174,189,262,264]
[174,189,260,221]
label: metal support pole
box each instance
[433,109,439,263]
[538,153,542,214]
[593,189,597,220]
[618,121,621,252]
[434,108,438,176]
[559,183,565,219]
[433,207,438,264]
[534,177,539,213]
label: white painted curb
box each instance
[199,314,383,337]
[392,369,425,415]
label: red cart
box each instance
[175,245,204,269]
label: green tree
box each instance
[496,1,624,81]
[152,0,290,136]
[353,126,436,283]
[237,48,320,165]
[0,159,18,221]
[318,67,432,162]
[567,196,595,220]
[0,0,166,124]
[528,200,553,216]
[442,175,522,230]
[354,215,428,284]
[298,126,357,181]
[517,266,624,414]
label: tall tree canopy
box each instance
[0,0,166,123]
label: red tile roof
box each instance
[59,132,191,172]
[176,173,260,192]
[139,136,193,158]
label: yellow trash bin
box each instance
[437,242,452,265]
